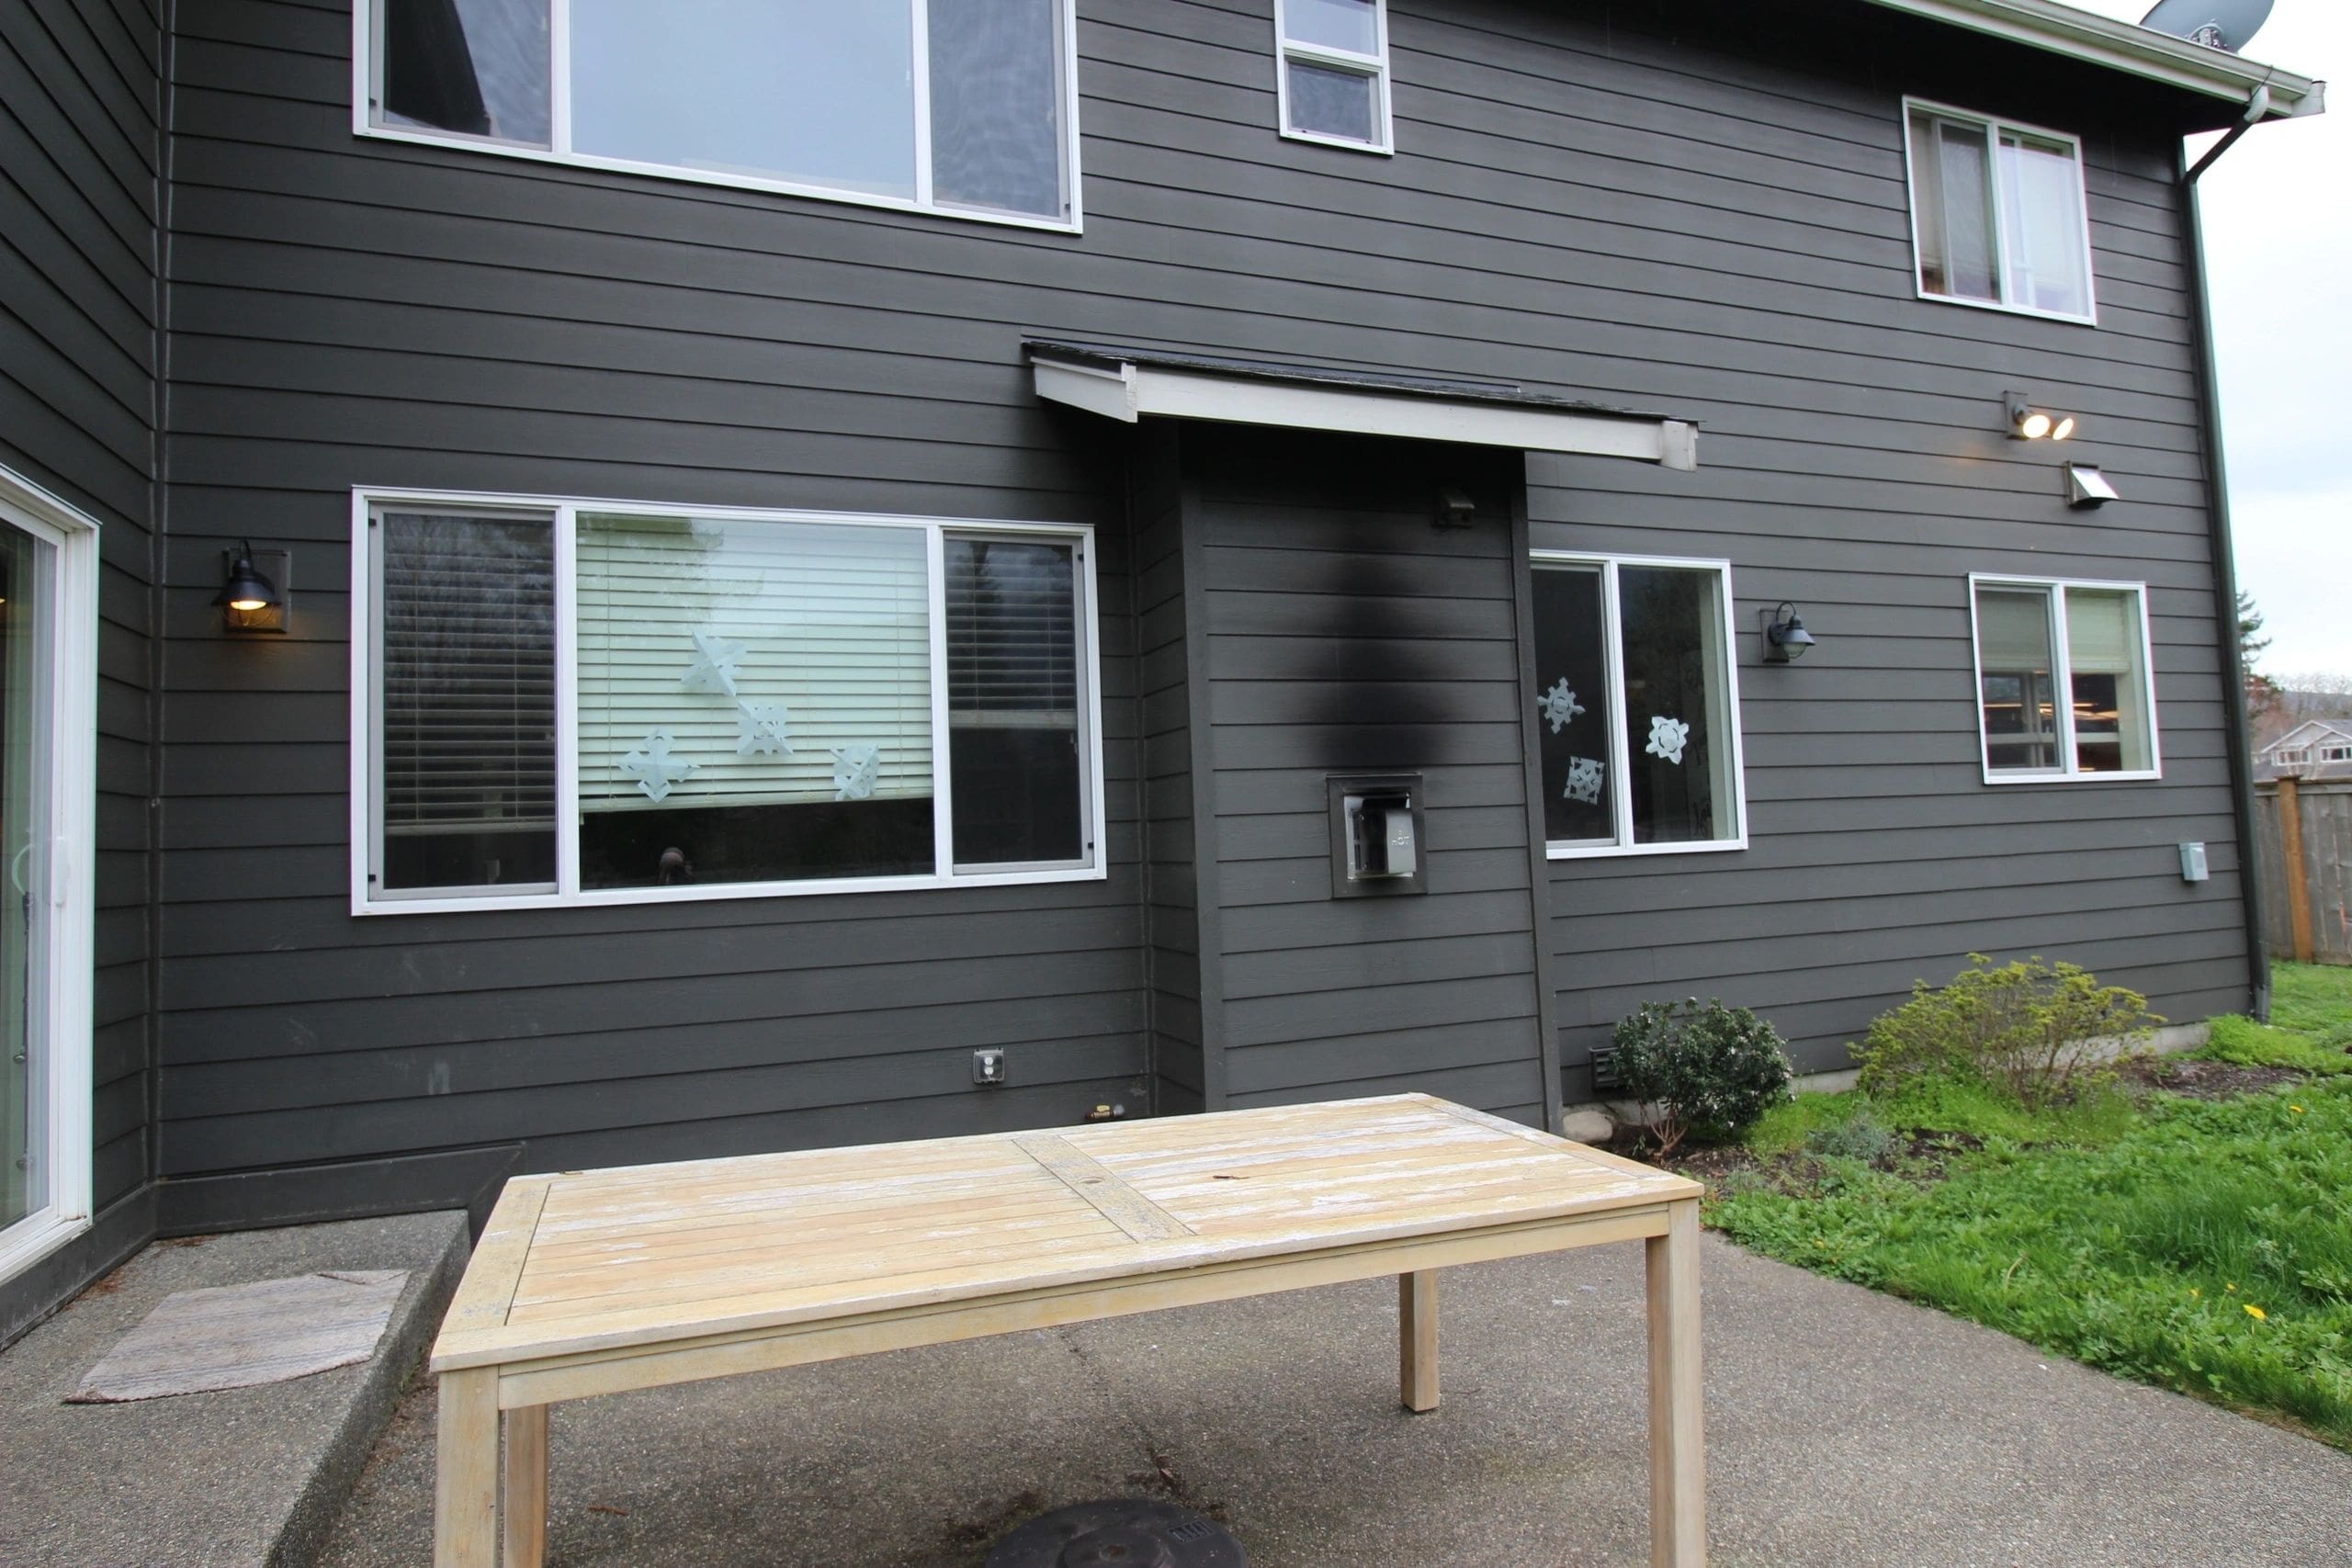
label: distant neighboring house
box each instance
[2257,721,2352,781]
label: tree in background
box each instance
[2238,589,2282,721]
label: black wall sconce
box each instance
[215,541,289,633]
[1761,603,1816,663]
[2004,391,2077,443]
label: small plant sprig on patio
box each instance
[1854,954,2161,1108]
[1611,998,1794,1156]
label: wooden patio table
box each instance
[430,1092,1708,1567]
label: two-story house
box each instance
[0,0,2323,1337]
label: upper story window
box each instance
[1531,553,1747,858]
[1275,0,1393,152]
[1970,575,2158,784]
[1904,99,2095,323]
[353,491,1103,914]
[363,0,1079,228]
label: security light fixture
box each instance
[215,541,288,632]
[1762,603,1816,662]
[2006,392,2076,442]
[2065,462,2120,509]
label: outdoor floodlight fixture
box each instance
[2065,462,2120,509]
[2005,392,2077,442]
[215,540,288,633]
[1762,603,1816,663]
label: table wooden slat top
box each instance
[432,1093,1698,1373]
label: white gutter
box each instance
[1860,0,2324,118]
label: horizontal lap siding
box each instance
[1190,429,1548,1125]
[3,0,159,1213]
[154,0,2243,1175]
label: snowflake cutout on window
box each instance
[1564,755,1605,807]
[680,629,748,698]
[831,743,881,802]
[735,700,795,757]
[619,731,696,803]
[1538,677,1587,734]
[1644,716,1691,766]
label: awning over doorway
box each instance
[1025,340,1699,471]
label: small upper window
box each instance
[1531,554,1746,857]
[1905,100,2094,322]
[1276,0,1393,152]
[364,0,1077,226]
[1970,577,2158,783]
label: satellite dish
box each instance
[2139,0,2274,52]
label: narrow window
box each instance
[360,496,1102,912]
[364,1,1077,224]
[1531,554,1744,856]
[1971,577,2158,782]
[374,509,559,895]
[1905,101,2094,322]
[1276,0,1392,152]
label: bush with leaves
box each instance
[1854,954,2161,1107]
[1611,998,1794,1154]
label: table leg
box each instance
[435,1368,502,1568]
[1645,1199,1706,1568]
[504,1404,548,1568]
[1398,1269,1440,1412]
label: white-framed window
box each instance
[1274,0,1393,153]
[354,0,1081,230]
[2326,746,2352,762]
[1903,97,2096,324]
[0,464,98,1288]
[1969,574,2159,784]
[350,490,1105,915]
[1530,552,1746,859]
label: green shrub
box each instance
[1805,1106,1896,1164]
[1611,998,1794,1154]
[1854,954,2160,1107]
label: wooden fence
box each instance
[2253,779,2352,965]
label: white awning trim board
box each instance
[1860,0,2324,119]
[1030,353,1700,471]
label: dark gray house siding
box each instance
[0,0,2270,1319]
[0,0,162,1337]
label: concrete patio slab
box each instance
[0,1213,467,1568]
[316,1235,2352,1567]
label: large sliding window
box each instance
[1970,575,2158,783]
[360,0,1080,227]
[1904,98,2095,323]
[1530,553,1746,858]
[355,492,1102,913]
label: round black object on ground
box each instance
[985,1499,1247,1568]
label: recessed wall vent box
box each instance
[2180,842,2209,884]
[1329,773,1427,898]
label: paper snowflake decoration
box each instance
[831,743,881,802]
[1538,677,1587,734]
[1564,756,1605,807]
[735,700,795,757]
[680,629,747,698]
[1644,716,1692,766]
[619,731,696,803]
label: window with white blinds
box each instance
[1970,577,2157,783]
[358,494,1101,911]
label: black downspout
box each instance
[2179,97,2273,1021]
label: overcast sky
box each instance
[2063,2,2347,679]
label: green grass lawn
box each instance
[1703,963,2352,1448]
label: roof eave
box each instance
[1861,0,2324,119]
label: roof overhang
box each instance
[1859,0,2324,120]
[1026,342,1699,470]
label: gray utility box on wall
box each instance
[1329,774,1427,898]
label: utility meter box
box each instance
[1329,774,1427,898]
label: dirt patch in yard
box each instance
[2122,1056,2307,1100]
